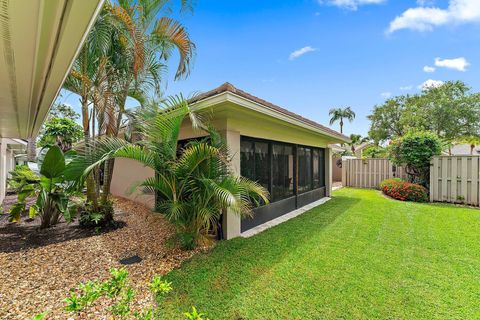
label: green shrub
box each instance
[362,145,387,158]
[389,131,442,186]
[380,179,428,202]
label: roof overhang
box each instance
[191,91,350,144]
[0,0,104,138]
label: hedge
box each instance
[380,178,428,202]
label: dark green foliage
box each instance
[38,117,83,152]
[380,179,429,202]
[78,200,114,228]
[389,131,442,186]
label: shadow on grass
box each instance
[162,195,360,318]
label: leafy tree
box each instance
[329,106,355,134]
[389,131,442,187]
[368,81,480,145]
[368,96,407,143]
[48,103,80,121]
[38,118,83,152]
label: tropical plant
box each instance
[347,134,369,154]
[389,131,442,187]
[72,96,269,249]
[457,135,480,155]
[63,0,196,219]
[7,146,76,228]
[38,117,83,152]
[329,106,355,134]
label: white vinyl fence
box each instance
[342,158,407,189]
[430,156,480,206]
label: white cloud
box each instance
[400,85,413,90]
[289,46,317,60]
[381,92,392,98]
[419,79,444,89]
[417,0,435,6]
[423,65,436,73]
[434,57,469,71]
[388,0,480,33]
[319,0,385,10]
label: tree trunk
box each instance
[27,137,36,162]
[81,96,98,207]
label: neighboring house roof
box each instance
[192,82,350,143]
[450,144,480,155]
[355,142,373,152]
[329,144,347,153]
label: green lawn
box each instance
[162,188,480,319]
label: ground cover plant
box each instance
[158,188,480,319]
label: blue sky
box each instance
[60,0,480,137]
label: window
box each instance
[272,143,294,201]
[298,146,312,193]
[241,136,326,203]
[240,139,269,191]
[313,149,325,188]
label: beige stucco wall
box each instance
[110,158,155,209]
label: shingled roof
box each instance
[192,82,349,142]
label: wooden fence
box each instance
[342,158,407,189]
[430,156,480,206]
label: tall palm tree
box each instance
[72,97,269,248]
[329,107,355,134]
[63,0,196,212]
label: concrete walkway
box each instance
[241,197,331,238]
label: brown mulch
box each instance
[0,197,211,319]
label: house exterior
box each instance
[111,83,349,239]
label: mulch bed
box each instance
[0,196,211,319]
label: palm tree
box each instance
[72,97,269,248]
[329,107,356,134]
[63,0,196,212]
[348,134,369,154]
[458,135,480,155]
